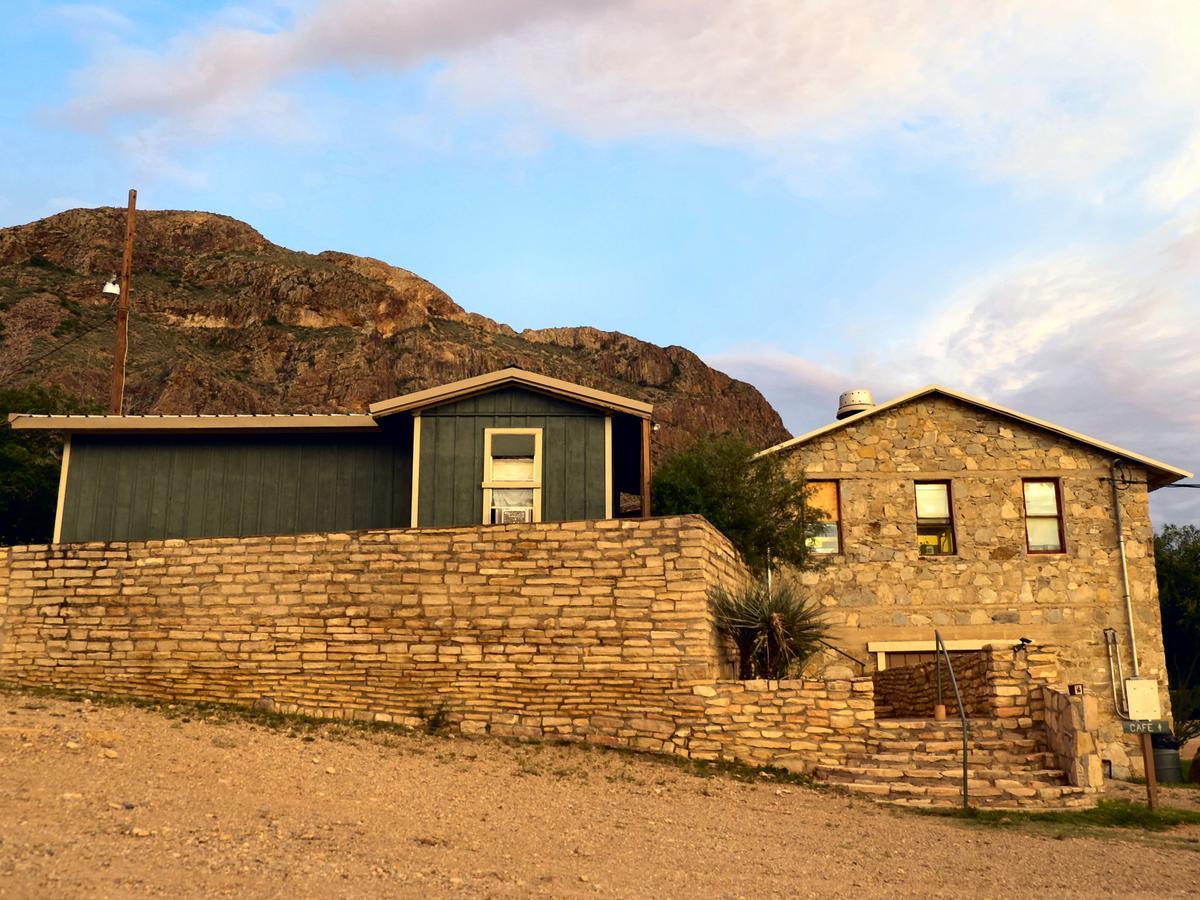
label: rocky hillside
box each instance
[0,208,789,457]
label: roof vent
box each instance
[836,389,874,420]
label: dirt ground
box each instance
[1,690,1198,899]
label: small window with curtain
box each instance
[807,480,841,554]
[915,481,955,555]
[1023,478,1064,553]
[483,429,542,524]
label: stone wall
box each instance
[0,516,873,774]
[777,393,1171,777]
[873,651,992,718]
[872,645,1059,723]
[1042,686,1105,790]
[692,677,874,769]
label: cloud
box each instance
[708,216,1200,524]
[52,4,133,32]
[56,1,1200,205]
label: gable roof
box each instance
[368,367,653,419]
[755,384,1192,490]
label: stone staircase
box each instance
[813,718,1097,809]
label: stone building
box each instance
[758,385,1191,777]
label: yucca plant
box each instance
[710,579,827,679]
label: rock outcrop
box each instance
[0,207,789,457]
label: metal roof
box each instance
[754,384,1192,491]
[6,369,653,433]
[6,413,379,432]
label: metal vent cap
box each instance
[836,389,875,420]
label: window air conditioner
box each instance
[496,507,533,524]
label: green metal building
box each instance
[10,368,654,543]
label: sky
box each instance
[1,0,1198,524]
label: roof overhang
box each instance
[6,413,380,434]
[369,367,653,419]
[755,384,1192,491]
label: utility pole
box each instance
[109,188,137,414]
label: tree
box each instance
[0,385,96,546]
[651,431,820,574]
[1154,524,1200,748]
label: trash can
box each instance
[1151,733,1185,784]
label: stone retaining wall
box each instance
[872,652,992,717]
[0,517,871,774]
[873,645,1059,723]
[1042,686,1105,790]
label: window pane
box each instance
[491,488,534,508]
[915,483,950,519]
[1024,481,1058,516]
[492,433,536,457]
[917,523,955,555]
[1026,517,1062,552]
[809,522,839,554]
[493,457,535,482]
[809,482,838,522]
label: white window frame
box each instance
[482,427,543,524]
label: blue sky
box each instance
[2,1,1198,523]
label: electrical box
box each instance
[1125,678,1161,720]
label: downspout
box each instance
[1109,458,1140,677]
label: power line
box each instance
[0,303,117,387]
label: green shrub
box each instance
[652,432,820,575]
[710,579,827,679]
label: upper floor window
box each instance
[915,481,955,555]
[483,428,542,524]
[1023,479,1064,553]
[808,480,841,554]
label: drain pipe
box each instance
[1109,458,1140,677]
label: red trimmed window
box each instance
[1023,479,1065,553]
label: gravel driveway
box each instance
[1,691,1197,898]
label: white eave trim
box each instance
[6,413,380,432]
[754,384,1192,488]
[368,367,653,419]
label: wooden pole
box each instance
[1141,732,1159,810]
[640,417,652,518]
[108,188,138,414]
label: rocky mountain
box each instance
[0,208,789,458]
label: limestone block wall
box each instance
[1042,686,1105,790]
[0,516,877,774]
[778,394,1170,777]
[692,678,874,769]
[873,652,993,718]
[872,645,1059,722]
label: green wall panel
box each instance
[416,387,608,527]
[60,429,412,543]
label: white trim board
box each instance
[410,414,421,527]
[52,435,71,544]
[867,638,1011,671]
[604,416,613,520]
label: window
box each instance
[1023,479,1064,553]
[914,481,955,555]
[807,480,841,554]
[483,429,542,524]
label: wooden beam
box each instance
[640,417,652,518]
